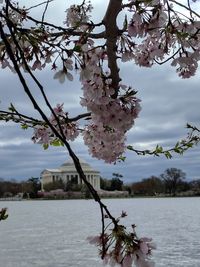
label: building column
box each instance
[97,177,100,190]
[78,175,80,185]
[41,179,44,191]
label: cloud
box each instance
[0,0,199,183]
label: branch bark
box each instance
[103,0,122,97]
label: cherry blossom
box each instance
[32,104,79,146]
[65,1,93,29]
[88,213,155,267]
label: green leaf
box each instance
[186,143,193,148]
[118,156,126,162]
[155,145,163,153]
[73,45,81,52]
[2,214,8,220]
[175,142,180,149]
[43,144,49,150]
[127,145,134,151]
[50,139,63,147]
[0,208,8,221]
[21,124,28,130]
[174,148,181,153]
[165,151,172,159]
[8,103,16,112]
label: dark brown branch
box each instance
[103,0,122,97]
[0,110,43,126]
[41,0,51,25]
[26,0,54,11]
[68,112,91,122]
[0,109,91,125]
[154,48,181,65]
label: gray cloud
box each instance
[0,0,200,183]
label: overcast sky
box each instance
[0,0,199,183]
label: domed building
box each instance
[41,159,101,191]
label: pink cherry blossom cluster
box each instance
[122,0,200,78]
[65,1,93,29]
[0,1,25,26]
[102,236,155,267]
[83,124,126,163]
[79,46,141,162]
[87,212,156,267]
[28,41,141,162]
[32,104,79,146]
[171,51,200,79]
[1,0,200,81]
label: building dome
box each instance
[60,159,99,173]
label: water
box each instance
[0,198,200,267]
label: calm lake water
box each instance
[0,198,200,267]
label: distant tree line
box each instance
[0,177,41,198]
[0,168,200,198]
[129,168,200,197]
[100,173,124,191]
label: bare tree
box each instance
[161,168,186,196]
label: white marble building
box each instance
[41,159,101,191]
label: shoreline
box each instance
[1,194,200,201]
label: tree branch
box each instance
[7,1,105,39]
[103,0,122,97]
[0,109,43,126]
[169,0,200,19]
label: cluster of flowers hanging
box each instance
[79,44,141,162]
[88,211,156,267]
[33,41,141,162]
[121,0,200,78]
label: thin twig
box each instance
[0,110,42,125]
[169,0,200,19]
[26,0,54,11]
[41,0,51,25]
